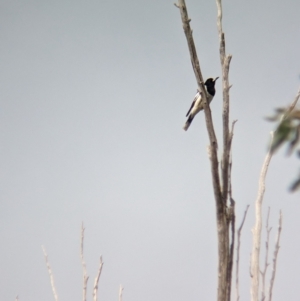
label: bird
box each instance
[183,77,219,131]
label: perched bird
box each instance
[183,77,219,131]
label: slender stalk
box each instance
[42,246,59,301]
[93,256,104,301]
[81,223,89,301]
[119,285,124,301]
[235,205,250,301]
[260,207,272,301]
[267,211,282,301]
[251,140,273,301]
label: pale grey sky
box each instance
[1,0,300,300]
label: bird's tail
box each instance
[183,115,194,131]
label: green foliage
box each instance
[267,108,300,191]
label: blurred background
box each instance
[1,0,300,300]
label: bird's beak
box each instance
[214,77,219,82]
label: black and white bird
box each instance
[183,77,219,131]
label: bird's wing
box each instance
[186,92,200,117]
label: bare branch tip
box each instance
[174,3,180,8]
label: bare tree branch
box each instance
[251,132,274,301]
[260,207,272,301]
[227,196,235,301]
[42,246,59,301]
[119,285,124,301]
[227,139,236,301]
[81,223,89,301]
[93,256,104,301]
[175,1,221,200]
[216,1,235,300]
[216,0,233,204]
[15,295,19,301]
[267,211,283,301]
[235,205,250,301]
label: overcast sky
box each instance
[1,0,300,300]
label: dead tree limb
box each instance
[81,223,89,301]
[42,246,59,301]
[216,0,233,204]
[267,211,282,301]
[260,207,272,301]
[235,205,250,301]
[119,285,124,301]
[93,256,104,301]
[250,136,273,301]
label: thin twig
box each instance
[283,88,300,118]
[235,205,250,301]
[229,120,238,146]
[93,256,104,301]
[119,285,124,301]
[227,143,236,301]
[251,132,274,301]
[227,196,235,301]
[42,246,59,301]
[249,252,253,278]
[267,211,283,301]
[81,223,89,301]
[260,207,272,301]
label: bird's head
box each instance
[204,77,219,87]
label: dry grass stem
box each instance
[42,246,59,301]
[119,285,124,301]
[235,205,250,301]
[260,207,272,301]
[93,256,104,301]
[81,223,89,301]
[267,211,282,301]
